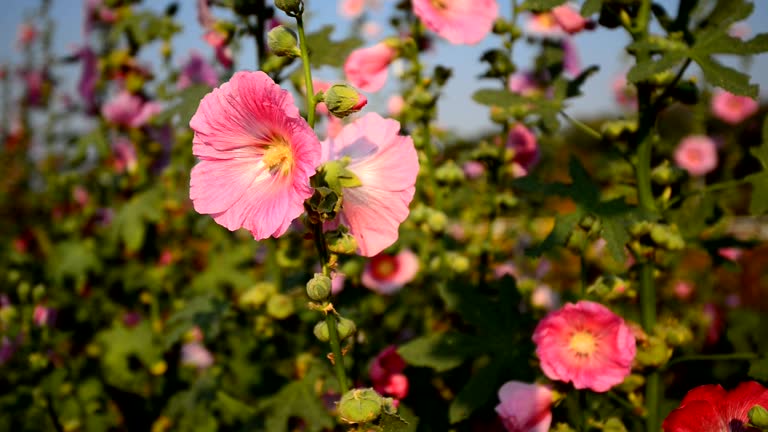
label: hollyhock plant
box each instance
[532,301,636,392]
[177,51,218,90]
[361,249,419,294]
[412,0,498,45]
[370,346,409,399]
[344,42,397,93]
[189,71,320,240]
[495,381,553,432]
[674,135,718,177]
[710,89,759,125]
[507,124,540,176]
[320,113,418,256]
[662,381,768,432]
[101,91,162,128]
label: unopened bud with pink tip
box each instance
[323,84,368,118]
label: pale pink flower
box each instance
[562,38,580,76]
[462,160,485,179]
[525,13,564,38]
[551,3,589,34]
[320,113,418,256]
[344,42,397,93]
[531,284,560,311]
[532,301,636,392]
[728,22,751,39]
[613,74,637,109]
[362,249,419,294]
[495,381,553,432]
[508,72,541,96]
[181,342,214,369]
[673,280,694,300]
[189,71,320,240]
[340,0,365,18]
[325,116,344,139]
[204,30,234,68]
[331,272,346,295]
[387,94,405,116]
[710,89,759,125]
[178,51,218,90]
[17,23,37,48]
[113,137,138,174]
[102,91,162,128]
[494,262,519,279]
[84,0,116,35]
[197,0,216,29]
[363,21,382,38]
[73,186,90,207]
[370,346,409,399]
[413,0,498,45]
[507,124,539,176]
[674,135,718,177]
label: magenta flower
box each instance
[412,0,498,45]
[370,346,409,399]
[320,113,418,256]
[532,301,636,392]
[361,249,419,294]
[178,51,218,90]
[344,42,397,93]
[84,0,116,35]
[463,160,485,179]
[102,91,162,128]
[22,69,47,107]
[508,71,542,96]
[495,381,553,432]
[710,89,759,125]
[189,71,320,240]
[674,135,718,177]
[507,124,540,176]
[76,46,98,113]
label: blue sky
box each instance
[1,0,766,137]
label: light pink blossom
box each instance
[495,381,553,432]
[362,249,419,294]
[717,247,743,262]
[551,3,589,34]
[525,13,564,38]
[508,72,541,96]
[189,71,320,240]
[344,42,397,93]
[320,113,418,256]
[181,342,214,370]
[387,94,405,116]
[178,50,218,90]
[673,280,694,301]
[531,284,560,311]
[613,74,637,109]
[562,38,580,76]
[340,0,365,18]
[674,135,718,177]
[507,124,540,176]
[710,89,759,125]
[728,22,751,39]
[412,0,498,45]
[113,137,138,174]
[101,91,162,128]
[462,160,485,179]
[532,301,636,392]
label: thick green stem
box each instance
[640,261,659,432]
[325,312,349,394]
[296,15,316,128]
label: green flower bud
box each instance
[337,388,384,424]
[274,0,303,16]
[748,405,768,430]
[603,418,628,432]
[446,252,470,273]
[306,273,332,301]
[266,294,295,320]
[336,316,357,340]
[32,284,46,302]
[634,335,672,368]
[651,160,683,185]
[426,209,448,233]
[324,84,368,118]
[239,282,276,309]
[409,203,429,223]
[313,321,330,342]
[326,226,358,255]
[617,374,645,393]
[492,18,513,34]
[435,160,465,185]
[267,26,301,58]
[649,224,685,250]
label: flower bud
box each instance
[649,224,684,250]
[267,26,301,58]
[434,160,465,185]
[337,388,384,424]
[651,160,682,185]
[324,84,368,118]
[326,227,358,255]
[306,273,332,301]
[425,209,447,233]
[337,316,357,340]
[313,321,330,342]
[274,0,303,16]
[634,335,672,368]
[617,374,645,393]
[266,294,295,320]
[748,405,768,430]
[603,418,628,432]
[239,282,276,309]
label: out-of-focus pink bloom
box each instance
[320,113,418,256]
[362,249,419,294]
[525,12,564,38]
[113,137,138,174]
[344,42,397,93]
[204,30,234,68]
[463,160,485,179]
[76,46,99,113]
[533,301,636,392]
[387,94,405,116]
[674,135,718,177]
[494,261,519,279]
[22,69,47,107]
[702,303,723,345]
[508,72,541,96]
[313,79,333,115]
[33,305,56,327]
[181,342,214,370]
[717,247,743,262]
[710,89,759,125]
[197,0,216,29]
[178,51,218,90]
[531,284,560,311]
[324,116,344,139]
[673,280,694,300]
[189,71,320,240]
[340,0,365,18]
[17,23,37,48]
[662,381,768,432]
[73,186,90,207]
[413,0,498,45]
[84,0,117,35]
[507,124,540,176]
[370,346,409,399]
[363,21,382,38]
[728,22,751,39]
[102,91,162,128]
[562,38,580,76]
[495,381,553,432]
[158,249,174,266]
[613,74,637,109]
[551,3,589,34]
[331,273,346,295]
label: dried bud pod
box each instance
[266,294,294,320]
[274,0,302,16]
[336,316,357,340]
[306,273,332,301]
[313,321,330,342]
[267,26,301,58]
[337,388,384,424]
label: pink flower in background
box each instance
[370,346,409,399]
[728,22,751,39]
[320,113,418,256]
[525,12,564,38]
[76,46,98,113]
[362,249,419,294]
[507,124,540,176]
[413,0,498,45]
[331,273,346,295]
[463,160,485,179]
[710,89,759,125]
[340,0,365,18]
[717,247,743,262]
[85,0,117,35]
[22,69,46,107]
[363,21,382,38]
[494,261,519,279]
[112,137,138,173]
[102,91,161,128]
[181,342,214,370]
[312,79,332,115]
[197,0,216,29]
[387,94,405,116]
[344,42,397,93]
[495,381,553,432]
[662,381,768,432]
[189,71,320,240]
[562,38,580,76]
[531,285,560,311]
[613,74,637,109]
[178,51,218,90]
[17,23,37,48]
[673,280,694,300]
[533,301,636,392]
[33,305,56,327]
[674,135,718,176]
[551,3,589,34]
[204,30,234,68]
[508,72,541,96]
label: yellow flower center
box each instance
[262,138,294,176]
[431,0,447,10]
[569,331,597,357]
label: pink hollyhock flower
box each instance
[331,273,346,295]
[197,0,216,29]
[673,280,694,300]
[494,262,519,279]
[189,71,320,240]
[178,51,218,90]
[340,0,365,18]
[495,381,553,432]
[84,0,117,35]
[717,247,743,262]
[363,22,383,38]
[344,42,397,93]
[525,12,564,38]
[551,3,589,35]
[507,124,540,176]
[320,113,418,256]
[17,23,37,48]
[508,72,541,96]
[102,91,162,128]
[562,38,580,76]
[711,89,759,125]
[663,381,768,432]
[412,0,498,45]
[531,284,560,311]
[73,186,90,207]
[387,94,405,116]
[76,46,98,113]
[613,74,637,109]
[370,346,409,399]
[33,305,56,327]
[728,22,751,39]
[362,249,419,294]
[463,160,485,179]
[181,342,214,370]
[204,30,234,68]
[674,135,718,177]
[312,79,332,115]
[22,69,47,107]
[532,300,636,392]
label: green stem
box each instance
[325,312,349,394]
[580,253,588,298]
[663,352,758,370]
[561,111,602,141]
[295,15,316,128]
[669,177,752,207]
[265,239,282,290]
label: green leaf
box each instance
[112,188,164,252]
[47,241,101,285]
[627,52,686,83]
[448,358,505,424]
[520,0,566,10]
[258,374,334,432]
[164,295,231,349]
[699,0,753,31]
[527,210,583,257]
[693,54,758,97]
[305,26,363,67]
[473,88,529,107]
[97,321,163,393]
[566,65,600,98]
[746,129,768,215]
[581,0,602,16]
[154,84,211,125]
[749,357,768,381]
[693,31,768,56]
[397,333,478,372]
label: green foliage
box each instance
[520,0,567,11]
[745,117,768,214]
[305,25,363,67]
[111,188,164,252]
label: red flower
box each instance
[663,381,768,432]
